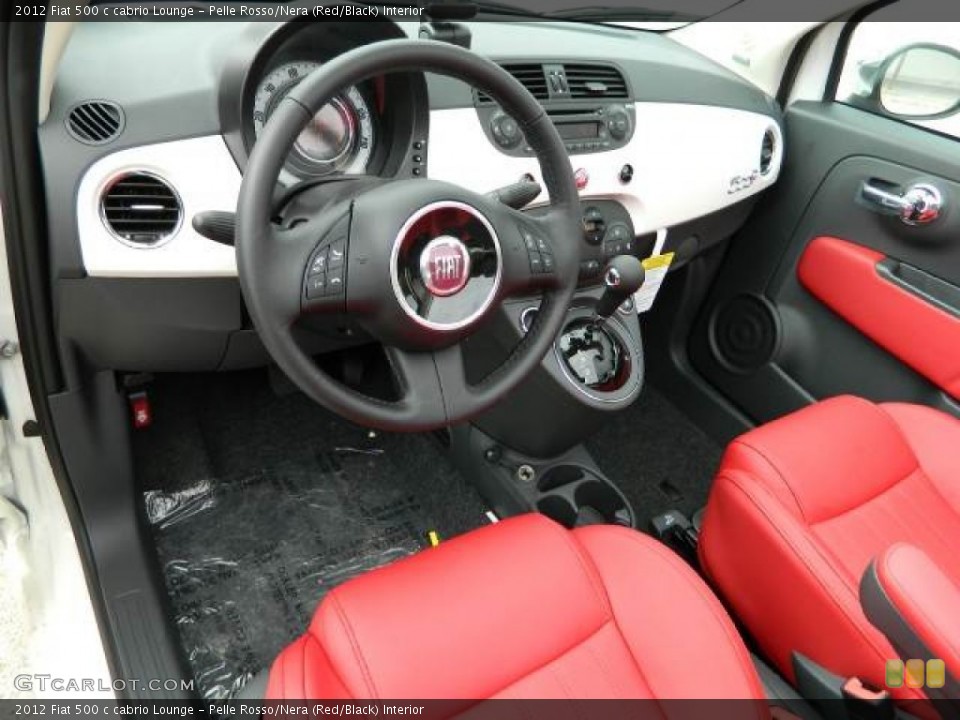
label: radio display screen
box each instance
[558,122,600,140]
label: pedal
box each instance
[649,509,699,563]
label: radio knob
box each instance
[491,114,522,149]
[606,109,630,141]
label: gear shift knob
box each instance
[595,255,645,319]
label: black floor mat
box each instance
[586,386,723,525]
[133,371,488,700]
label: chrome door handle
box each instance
[860,181,943,225]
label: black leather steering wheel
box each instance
[236,39,581,431]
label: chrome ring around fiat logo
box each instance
[419,235,472,297]
[389,200,502,332]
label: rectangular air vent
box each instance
[476,64,549,104]
[564,64,628,99]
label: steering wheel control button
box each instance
[325,267,345,296]
[328,240,346,269]
[520,226,553,275]
[522,231,538,254]
[306,274,326,299]
[309,249,329,276]
[529,252,544,274]
[420,236,472,297]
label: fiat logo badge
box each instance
[574,168,589,190]
[420,236,471,297]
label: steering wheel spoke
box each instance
[496,207,562,297]
[383,346,448,426]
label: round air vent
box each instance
[100,171,182,247]
[760,128,776,175]
[66,101,124,145]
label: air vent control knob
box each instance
[606,106,630,140]
[491,113,522,149]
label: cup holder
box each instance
[538,465,586,492]
[537,495,577,528]
[535,466,634,529]
[574,481,632,527]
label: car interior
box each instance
[2,1,960,716]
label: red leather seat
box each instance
[699,396,960,703]
[267,513,765,702]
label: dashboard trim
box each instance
[74,102,783,278]
[76,136,241,278]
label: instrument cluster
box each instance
[251,59,377,179]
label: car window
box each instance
[836,14,960,140]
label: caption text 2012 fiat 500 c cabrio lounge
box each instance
[1,1,960,717]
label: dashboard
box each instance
[40,19,783,372]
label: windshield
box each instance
[488,0,741,27]
[91,0,743,29]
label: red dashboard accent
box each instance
[798,236,960,398]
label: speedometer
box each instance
[252,60,375,177]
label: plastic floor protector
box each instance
[138,372,488,700]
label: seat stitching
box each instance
[605,529,766,715]
[584,627,644,698]
[541,518,612,617]
[303,632,353,699]
[329,590,380,699]
[733,440,809,522]
[486,621,615,699]
[724,474,901,676]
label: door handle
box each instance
[860,181,943,225]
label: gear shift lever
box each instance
[594,255,645,321]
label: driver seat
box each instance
[266,514,765,702]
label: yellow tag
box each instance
[634,252,675,313]
[641,252,675,272]
[427,530,441,547]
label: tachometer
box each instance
[252,60,375,177]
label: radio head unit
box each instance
[481,103,635,157]
[474,62,634,157]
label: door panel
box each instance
[689,101,960,426]
[798,236,960,398]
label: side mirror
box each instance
[866,44,960,120]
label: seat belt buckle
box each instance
[842,677,894,720]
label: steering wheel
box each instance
[236,39,581,432]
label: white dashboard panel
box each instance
[75,103,782,278]
[428,103,783,236]
[76,136,241,277]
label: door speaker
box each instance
[708,294,779,374]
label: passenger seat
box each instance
[699,395,960,707]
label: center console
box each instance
[447,65,654,528]
[449,196,648,527]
